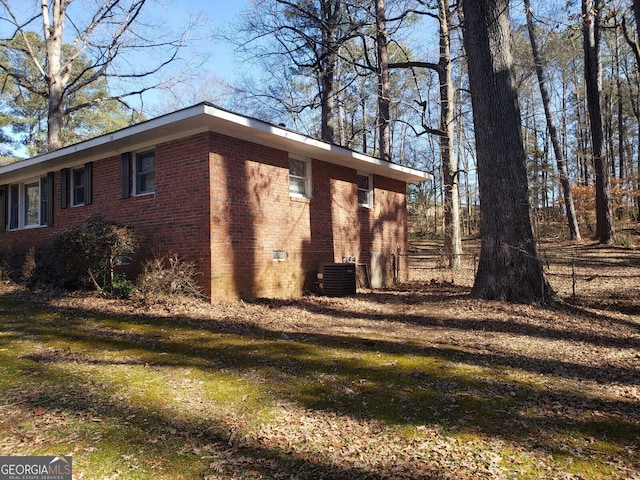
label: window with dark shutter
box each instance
[5,178,51,230]
[134,151,155,195]
[72,167,85,206]
[71,163,93,206]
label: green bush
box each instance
[615,235,632,248]
[102,273,136,299]
[37,217,137,291]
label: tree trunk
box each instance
[524,0,581,241]
[583,0,615,243]
[375,0,391,161]
[438,0,462,269]
[574,70,590,186]
[462,0,552,302]
[630,72,640,220]
[625,0,640,68]
[635,0,640,51]
[320,56,337,143]
[43,0,67,151]
[614,31,626,180]
[319,0,341,143]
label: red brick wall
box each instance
[0,130,409,301]
[0,133,212,292]
[205,132,408,299]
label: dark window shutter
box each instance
[85,162,93,205]
[60,168,69,209]
[45,172,54,226]
[0,185,6,233]
[40,174,52,226]
[9,185,18,229]
[121,153,131,199]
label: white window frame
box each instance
[357,173,373,208]
[289,156,311,198]
[134,150,155,196]
[7,178,46,230]
[71,166,86,206]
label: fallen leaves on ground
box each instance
[0,240,639,479]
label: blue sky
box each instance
[0,0,252,154]
[160,0,249,81]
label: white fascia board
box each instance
[202,104,432,184]
[0,103,432,185]
[0,105,209,183]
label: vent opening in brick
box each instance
[273,251,287,261]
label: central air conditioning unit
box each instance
[319,263,357,296]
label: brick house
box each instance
[0,103,430,301]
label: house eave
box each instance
[0,103,432,184]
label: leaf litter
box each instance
[0,241,639,478]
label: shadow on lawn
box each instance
[1,289,639,478]
[5,361,399,479]
[277,293,640,365]
[351,284,640,335]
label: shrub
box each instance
[37,217,137,291]
[102,273,136,299]
[0,256,9,281]
[615,235,632,248]
[137,254,203,298]
[21,246,37,284]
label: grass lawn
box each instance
[0,245,639,479]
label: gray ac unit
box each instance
[320,263,356,296]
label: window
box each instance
[135,150,155,195]
[289,157,311,197]
[24,181,39,226]
[72,167,86,206]
[61,163,92,208]
[357,174,373,207]
[6,176,52,230]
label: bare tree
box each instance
[436,0,461,269]
[0,0,197,151]
[633,0,640,59]
[623,0,640,66]
[233,0,357,143]
[524,0,581,241]
[375,0,391,161]
[582,0,615,243]
[462,0,552,302]
[382,0,462,268]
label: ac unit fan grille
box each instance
[321,263,356,296]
